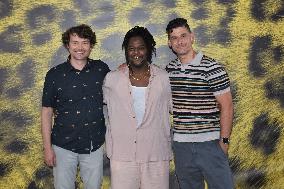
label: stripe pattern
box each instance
[166,54,231,141]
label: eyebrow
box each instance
[70,39,90,42]
[128,44,145,47]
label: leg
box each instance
[197,140,234,189]
[110,160,140,189]
[53,145,78,189]
[79,146,104,189]
[140,161,170,189]
[173,142,205,189]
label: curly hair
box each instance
[62,24,96,48]
[122,26,156,64]
[166,18,191,38]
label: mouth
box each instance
[129,56,145,65]
[132,56,141,61]
[74,51,86,56]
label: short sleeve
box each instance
[98,60,111,75]
[104,63,111,74]
[42,70,56,107]
[207,63,231,96]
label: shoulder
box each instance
[104,68,125,88]
[201,55,223,67]
[200,55,227,72]
[166,58,179,67]
[165,58,179,72]
[89,59,110,71]
[151,64,170,83]
[106,69,120,76]
[43,62,67,84]
[152,64,168,76]
[46,62,66,76]
[105,68,124,80]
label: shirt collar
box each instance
[65,56,92,72]
[177,51,203,66]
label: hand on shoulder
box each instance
[117,62,127,70]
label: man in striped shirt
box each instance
[166,18,234,189]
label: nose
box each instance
[78,43,83,49]
[132,49,140,57]
[177,37,183,45]
[133,48,139,53]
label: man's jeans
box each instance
[173,140,234,189]
[52,145,103,189]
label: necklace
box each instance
[129,67,150,81]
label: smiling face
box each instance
[67,33,92,62]
[126,36,148,68]
[168,26,194,58]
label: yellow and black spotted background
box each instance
[0,0,283,188]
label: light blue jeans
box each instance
[52,145,103,189]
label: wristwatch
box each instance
[220,137,230,144]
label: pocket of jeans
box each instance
[215,140,228,158]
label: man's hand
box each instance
[218,140,229,155]
[41,107,55,166]
[118,63,127,70]
[44,146,56,167]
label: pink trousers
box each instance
[110,160,169,189]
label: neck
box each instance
[128,63,150,82]
[179,51,196,64]
[70,59,87,70]
[129,63,149,74]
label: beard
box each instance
[127,56,148,68]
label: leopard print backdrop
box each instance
[0,0,283,188]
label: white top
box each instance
[131,86,147,127]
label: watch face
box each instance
[222,137,230,144]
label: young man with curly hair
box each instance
[41,24,110,189]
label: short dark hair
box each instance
[62,24,96,48]
[122,26,156,64]
[166,18,191,38]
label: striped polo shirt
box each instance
[165,52,231,142]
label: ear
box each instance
[168,40,172,49]
[190,33,195,43]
